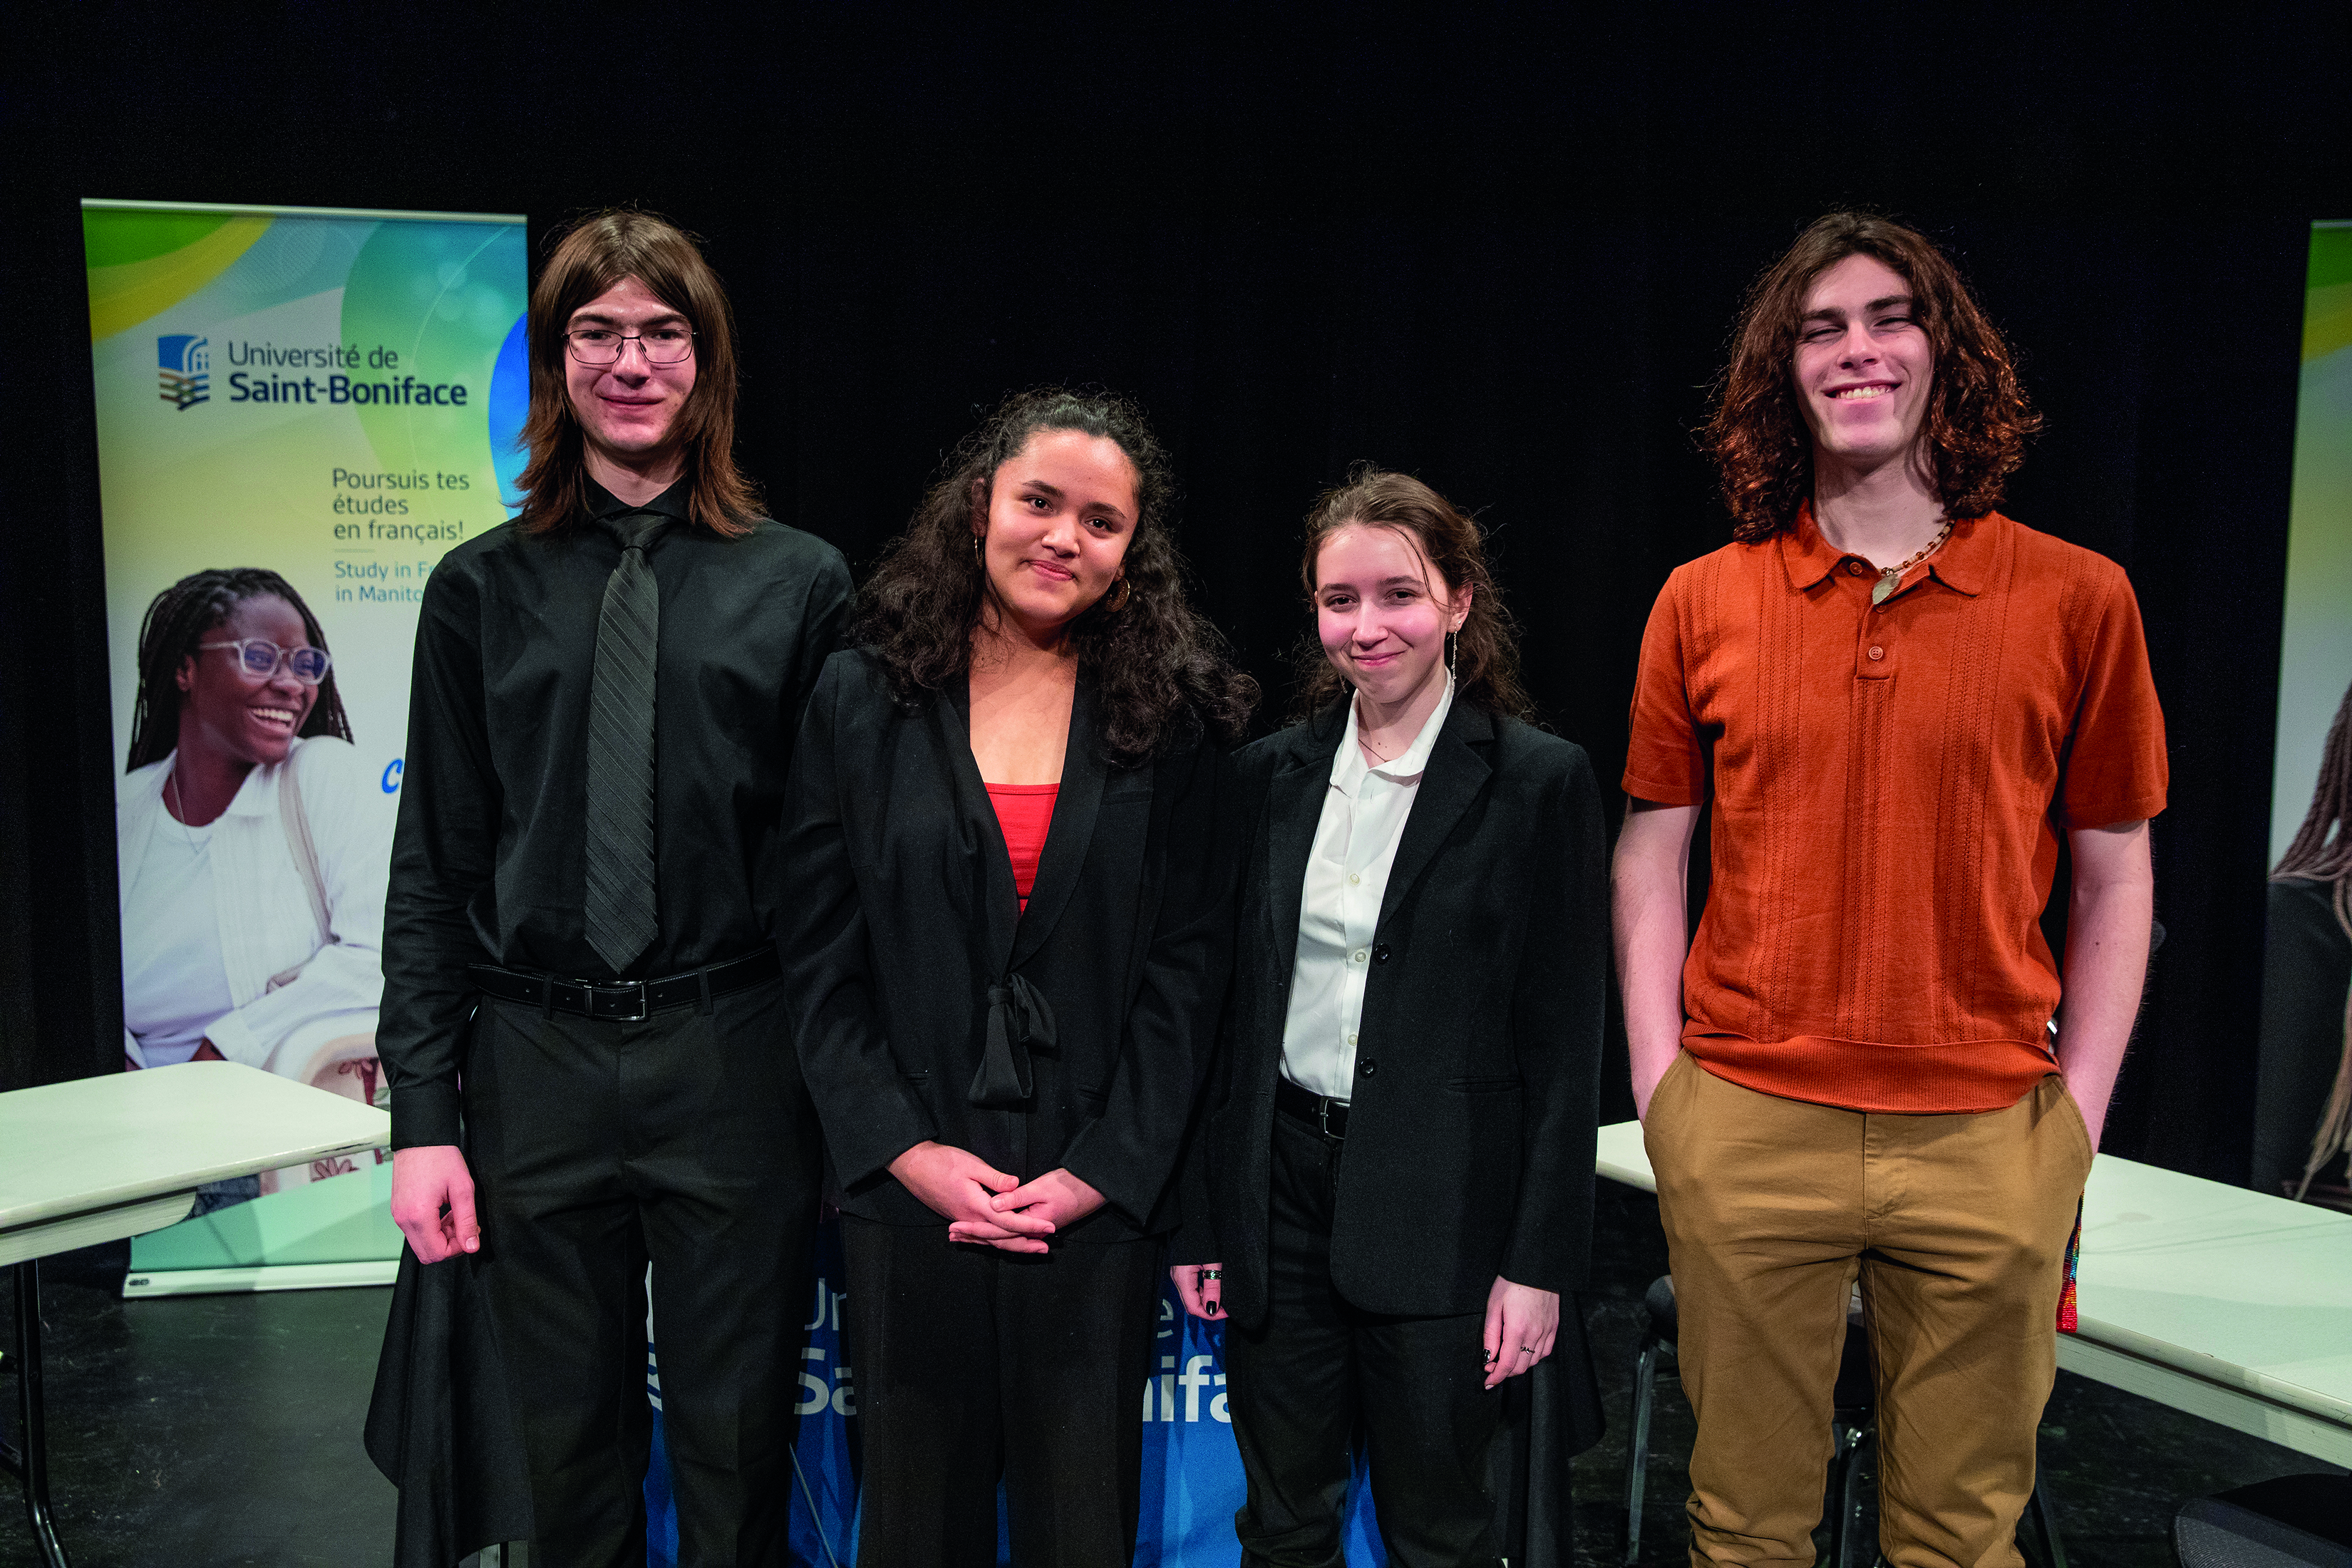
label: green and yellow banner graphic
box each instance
[85,199,526,1292]
[2270,222,2352,868]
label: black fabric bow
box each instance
[969,972,1057,1107]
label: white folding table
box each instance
[1595,1119,2352,1468]
[0,1062,391,1567]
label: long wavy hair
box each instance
[1706,211,2043,542]
[853,388,1257,766]
[515,208,763,537]
[127,568,351,771]
[2272,679,2352,1200]
[1289,465,1532,723]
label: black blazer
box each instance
[779,649,1232,1241]
[1175,697,1608,1326]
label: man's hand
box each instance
[1481,1276,1560,1390]
[390,1144,480,1263]
[1172,1262,1227,1320]
[889,1141,1056,1249]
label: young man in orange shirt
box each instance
[1614,212,2167,1568]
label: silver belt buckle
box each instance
[599,981,650,1023]
[1318,1095,1340,1138]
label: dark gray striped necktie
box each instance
[583,510,666,975]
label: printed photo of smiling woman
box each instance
[116,566,388,1209]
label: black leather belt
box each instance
[468,947,780,1023]
[1276,1076,1351,1139]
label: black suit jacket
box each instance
[1175,697,1607,1326]
[779,649,1232,1240]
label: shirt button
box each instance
[1847,559,1867,576]
[1346,1032,1358,1047]
[1351,949,1367,964]
[1867,645,1884,660]
[1348,873,1361,885]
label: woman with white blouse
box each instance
[118,568,388,1199]
[1171,469,1609,1567]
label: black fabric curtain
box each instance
[5,4,2344,1183]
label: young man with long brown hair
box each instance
[378,209,850,1564]
[1614,212,2168,1568]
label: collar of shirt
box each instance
[583,475,695,530]
[1780,499,1988,599]
[1331,671,1456,796]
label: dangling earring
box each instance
[1105,575,1132,613]
[974,532,984,563]
[1446,629,1458,676]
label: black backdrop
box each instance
[4,4,2346,1182]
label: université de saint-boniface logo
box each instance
[158,334,210,411]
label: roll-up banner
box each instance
[83,198,527,1294]
[2270,220,2352,867]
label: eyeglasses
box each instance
[564,326,696,366]
[200,639,333,684]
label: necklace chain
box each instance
[166,765,208,852]
[1869,518,1954,607]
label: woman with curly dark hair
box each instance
[779,387,1254,1565]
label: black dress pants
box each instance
[1225,1108,1505,1568]
[842,1217,1162,1567]
[465,979,820,1568]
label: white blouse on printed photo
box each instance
[117,734,390,1078]
[1280,674,1455,1102]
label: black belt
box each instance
[1276,1076,1351,1139]
[467,947,780,1023]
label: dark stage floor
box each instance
[3,1187,2341,1567]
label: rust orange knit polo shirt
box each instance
[1623,507,2168,1113]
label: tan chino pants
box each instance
[1645,1053,2095,1568]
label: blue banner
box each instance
[644,1220,1388,1566]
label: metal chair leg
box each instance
[7,1261,72,1568]
[1624,1337,1663,1566]
[1826,1419,1870,1568]
[2027,1481,2067,1568]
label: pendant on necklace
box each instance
[1872,572,1901,607]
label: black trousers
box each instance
[842,1216,1162,1567]
[1224,1108,1505,1568]
[465,979,820,1568]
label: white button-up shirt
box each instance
[1279,676,1455,1100]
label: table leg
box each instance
[4,1260,72,1568]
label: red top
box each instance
[986,784,1059,912]
[1623,507,2167,1114]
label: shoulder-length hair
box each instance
[515,209,762,537]
[2272,679,2352,1200]
[127,567,352,770]
[1290,465,1533,723]
[854,387,1257,768]
[1706,211,2043,542]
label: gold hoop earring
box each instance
[1105,576,1132,613]
[974,532,985,564]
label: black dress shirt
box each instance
[379,480,852,1147]
[778,650,1234,1239]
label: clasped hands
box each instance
[1175,1264,1557,1391]
[890,1140,1104,1253]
